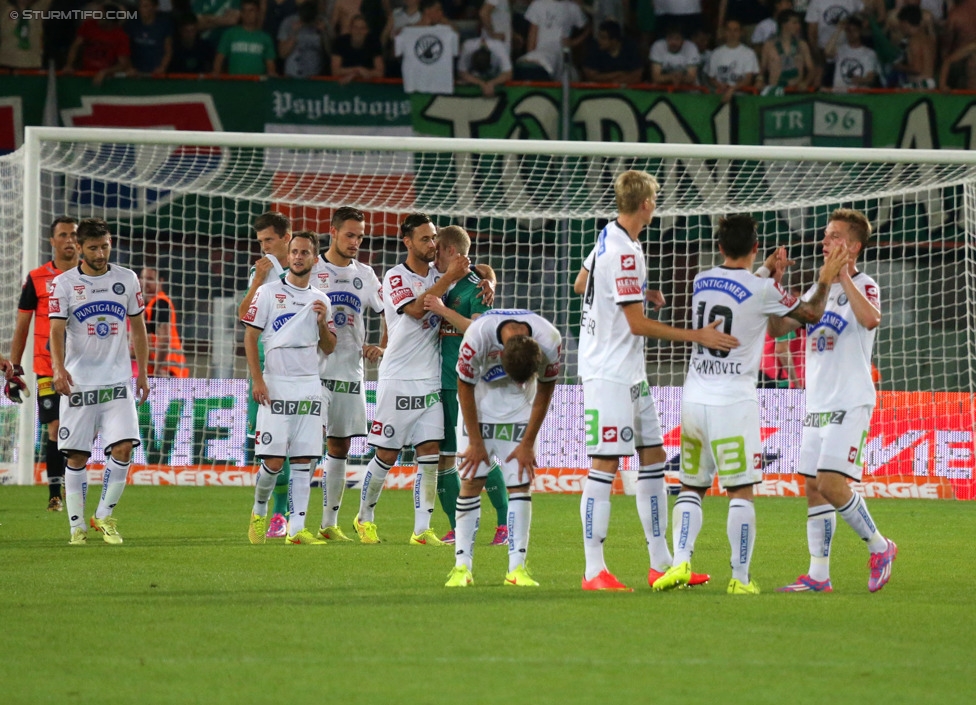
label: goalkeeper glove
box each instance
[4,364,28,403]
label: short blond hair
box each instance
[437,224,471,256]
[829,208,872,249]
[615,170,659,215]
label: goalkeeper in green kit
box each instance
[424,225,510,546]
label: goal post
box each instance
[4,126,975,495]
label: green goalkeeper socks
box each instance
[272,458,291,517]
[437,466,461,530]
[485,463,508,527]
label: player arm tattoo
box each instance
[787,282,829,324]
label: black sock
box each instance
[46,436,65,499]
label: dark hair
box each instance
[240,0,259,9]
[332,206,365,229]
[50,215,77,237]
[253,211,291,238]
[665,24,683,39]
[846,15,864,30]
[298,0,318,23]
[177,12,199,27]
[897,5,922,26]
[471,46,493,74]
[716,214,757,259]
[776,9,799,28]
[501,334,542,385]
[401,212,432,238]
[420,0,441,12]
[598,20,622,43]
[292,230,319,251]
[76,218,111,245]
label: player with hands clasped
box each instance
[444,309,561,588]
[775,209,897,593]
[48,218,151,546]
[243,232,337,545]
[651,214,848,595]
[576,170,739,592]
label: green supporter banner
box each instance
[0,75,413,151]
[412,87,976,150]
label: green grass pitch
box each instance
[2,487,974,705]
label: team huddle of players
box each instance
[6,168,897,594]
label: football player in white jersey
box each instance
[443,309,561,588]
[772,209,897,593]
[240,212,294,539]
[48,218,151,546]
[575,170,739,592]
[308,208,385,541]
[355,213,471,545]
[652,214,847,595]
[243,231,337,546]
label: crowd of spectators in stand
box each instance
[1,0,975,92]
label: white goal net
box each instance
[2,129,974,497]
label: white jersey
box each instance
[805,0,862,48]
[804,273,879,412]
[649,38,700,73]
[706,44,759,84]
[310,256,382,382]
[379,261,442,381]
[49,264,145,386]
[683,266,800,406]
[832,44,880,91]
[456,309,562,421]
[395,24,459,94]
[242,277,331,379]
[578,220,645,385]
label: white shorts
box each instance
[321,378,367,438]
[58,382,140,454]
[367,377,443,450]
[679,400,763,489]
[583,379,663,457]
[455,415,535,487]
[255,375,323,459]
[799,405,872,481]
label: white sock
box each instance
[636,464,672,571]
[287,463,312,534]
[728,498,756,584]
[838,492,887,553]
[95,456,130,519]
[65,464,87,532]
[321,454,346,528]
[672,491,703,565]
[454,496,480,570]
[807,504,836,582]
[358,456,392,523]
[581,469,614,580]
[252,462,279,516]
[413,454,438,535]
[508,491,531,572]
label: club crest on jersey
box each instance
[353,277,363,290]
[112,283,125,295]
[620,254,636,270]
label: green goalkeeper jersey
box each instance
[440,270,490,390]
